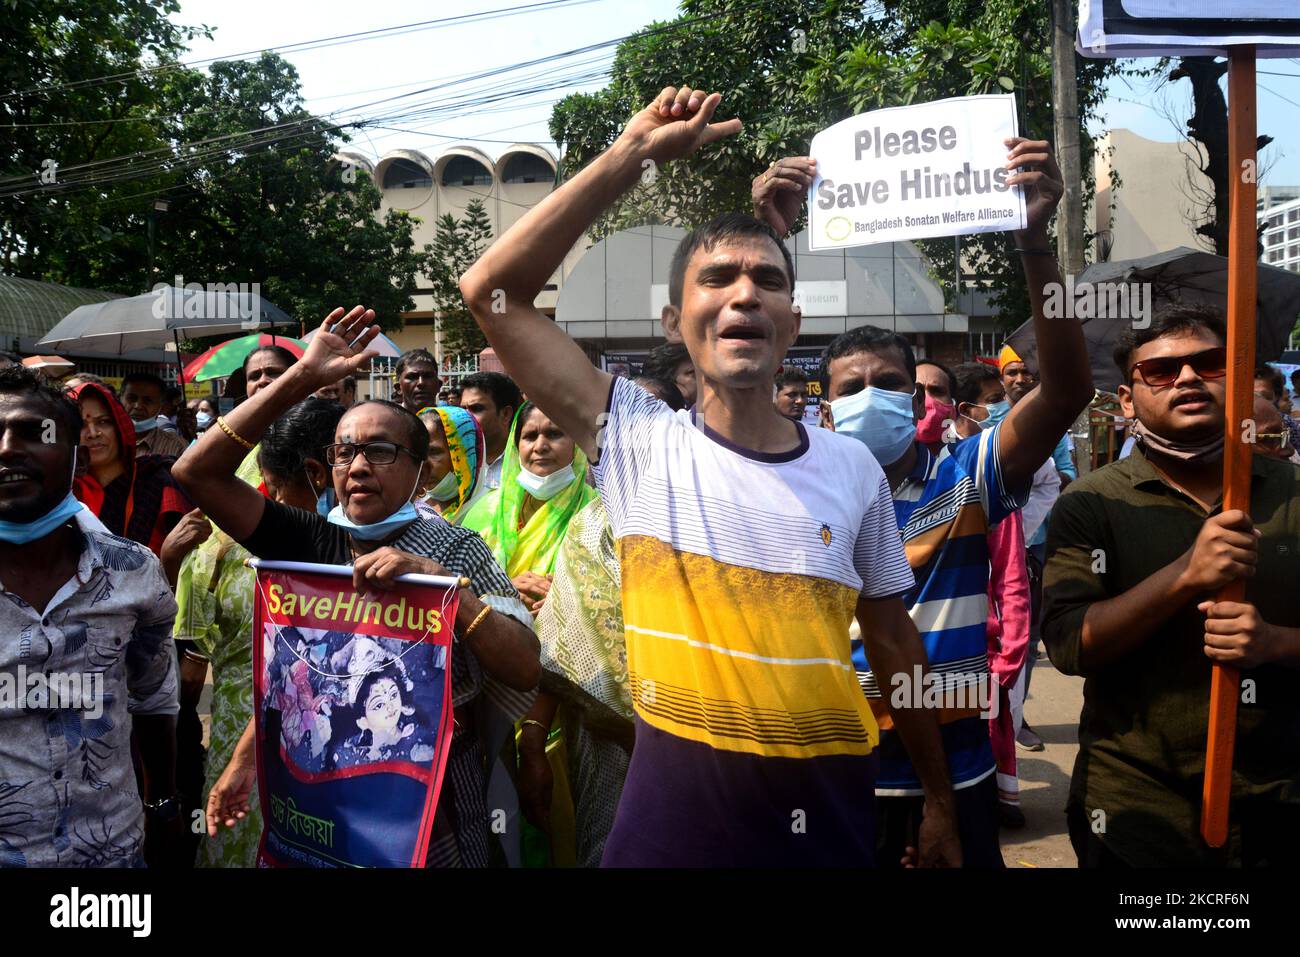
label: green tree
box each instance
[148,53,435,329]
[3,5,435,332]
[0,0,208,281]
[549,0,1127,330]
[429,199,494,360]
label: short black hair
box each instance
[774,369,808,390]
[121,371,166,394]
[631,374,685,411]
[394,348,438,381]
[818,325,917,396]
[642,342,691,384]
[952,361,1002,406]
[69,372,114,394]
[341,399,430,460]
[1112,303,1227,380]
[915,359,956,398]
[0,365,82,447]
[1254,365,1285,401]
[259,398,346,479]
[668,213,795,307]
[243,344,297,375]
[459,371,522,416]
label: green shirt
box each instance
[1043,448,1300,866]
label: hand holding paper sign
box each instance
[1003,137,1064,242]
[752,156,817,239]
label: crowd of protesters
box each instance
[0,85,1295,870]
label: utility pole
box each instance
[1052,0,1092,474]
[1051,0,1085,277]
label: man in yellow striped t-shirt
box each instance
[461,84,960,866]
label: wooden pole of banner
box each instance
[1200,46,1256,849]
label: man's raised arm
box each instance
[994,138,1093,488]
[460,85,741,460]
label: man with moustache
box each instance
[0,366,180,867]
[392,349,441,415]
[1042,305,1300,867]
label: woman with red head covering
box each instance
[70,381,191,555]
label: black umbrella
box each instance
[1004,247,1300,394]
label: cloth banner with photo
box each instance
[251,560,459,868]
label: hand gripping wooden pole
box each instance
[1200,46,1257,849]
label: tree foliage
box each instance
[2,2,435,332]
[549,0,1127,331]
[428,199,493,360]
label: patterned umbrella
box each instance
[180,333,306,383]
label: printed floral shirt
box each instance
[0,509,178,868]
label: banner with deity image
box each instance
[251,560,460,868]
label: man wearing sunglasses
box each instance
[1042,304,1300,867]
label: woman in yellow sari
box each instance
[463,402,596,866]
[463,402,597,597]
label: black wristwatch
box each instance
[144,795,181,823]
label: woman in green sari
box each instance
[463,402,597,866]
[463,402,597,601]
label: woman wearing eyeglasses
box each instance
[1041,304,1300,868]
[172,307,541,868]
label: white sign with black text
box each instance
[807,95,1026,251]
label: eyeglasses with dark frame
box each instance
[1128,347,1228,388]
[325,441,421,468]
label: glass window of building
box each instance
[441,156,493,187]
[382,159,432,190]
[501,153,553,184]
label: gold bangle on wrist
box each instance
[463,603,492,639]
[215,415,255,451]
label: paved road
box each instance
[1000,656,1085,868]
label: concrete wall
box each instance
[1093,129,1210,263]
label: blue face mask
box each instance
[324,469,422,541]
[133,416,159,434]
[0,492,83,545]
[973,399,1011,430]
[0,449,83,545]
[306,467,338,517]
[830,386,917,466]
[315,486,337,517]
[195,412,214,431]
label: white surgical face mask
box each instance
[516,462,576,501]
[426,468,459,503]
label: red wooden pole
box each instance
[1200,46,1257,849]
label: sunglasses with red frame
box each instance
[1128,347,1228,388]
